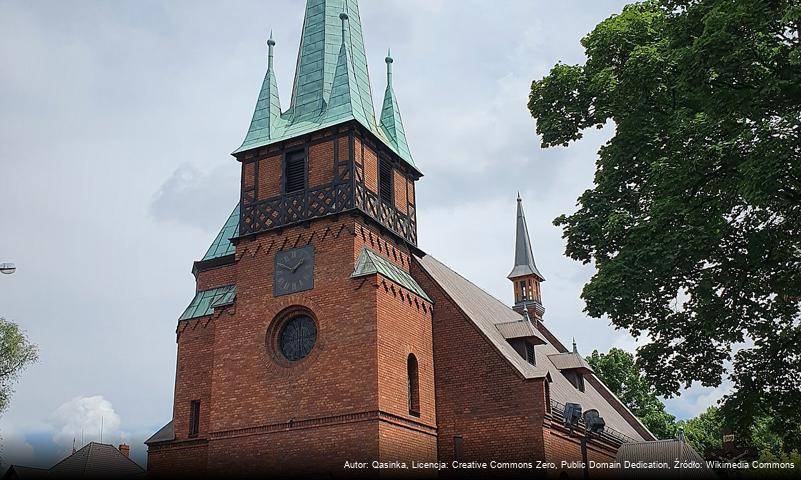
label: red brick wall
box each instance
[208,220,375,433]
[309,141,334,187]
[363,144,378,193]
[147,442,208,477]
[257,154,281,200]
[153,217,431,475]
[243,161,255,190]
[207,421,380,477]
[411,258,547,464]
[173,317,215,442]
[195,263,236,292]
[393,169,407,213]
[543,427,618,477]
[379,422,438,472]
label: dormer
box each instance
[548,350,593,392]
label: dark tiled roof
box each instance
[415,253,651,441]
[508,196,545,280]
[145,420,174,445]
[2,465,48,479]
[415,254,550,379]
[616,440,714,478]
[48,442,144,478]
[548,352,594,373]
[495,320,547,343]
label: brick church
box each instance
[146,0,656,476]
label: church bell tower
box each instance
[147,1,437,476]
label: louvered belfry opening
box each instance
[284,150,306,193]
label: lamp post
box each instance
[0,262,16,275]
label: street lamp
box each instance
[0,263,16,275]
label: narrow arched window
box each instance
[407,354,420,417]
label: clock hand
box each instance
[290,258,305,272]
[277,262,293,271]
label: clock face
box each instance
[274,245,315,296]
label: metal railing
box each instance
[549,399,639,446]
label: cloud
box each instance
[150,163,239,232]
[49,396,122,454]
[0,423,36,468]
[662,382,733,420]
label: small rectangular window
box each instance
[525,342,536,365]
[379,159,393,203]
[453,436,464,461]
[520,281,527,300]
[284,150,306,193]
[189,400,200,437]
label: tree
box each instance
[528,0,801,445]
[676,406,723,456]
[0,317,38,414]
[586,348,676,439]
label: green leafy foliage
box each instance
[0,317,38,414]
[676,406,723,455]
[586,348,676,439]
[529,0,801,446]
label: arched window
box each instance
[407,354,420,417]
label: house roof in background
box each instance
[47,442,144,478]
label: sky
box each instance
[0,0,730,469]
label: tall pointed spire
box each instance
[233,0,419,172]
[324,11,370,125]
[237,30,283,152]
[288,0,376,125]
[379,50,413,163]
[508,195,545,280]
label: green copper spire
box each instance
[323,12,371,125]
[379,50,412,164]
[238,32,283,153]
[233,0,416,170]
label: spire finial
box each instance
[339,11,349,43]
[572,337,578,353]
[267,30,276,70]
[517,191,521,201]
[385,48,394,86]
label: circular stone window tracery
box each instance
[277,314,317,361]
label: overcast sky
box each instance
[0,0,730,468]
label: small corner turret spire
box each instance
[572,338,578,353]
[379,48,412,164]
[235,27,283,153]
[508,195,545,281]
[509,194,546,320]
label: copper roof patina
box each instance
[234,0,415,170]
[352,247,431,302]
